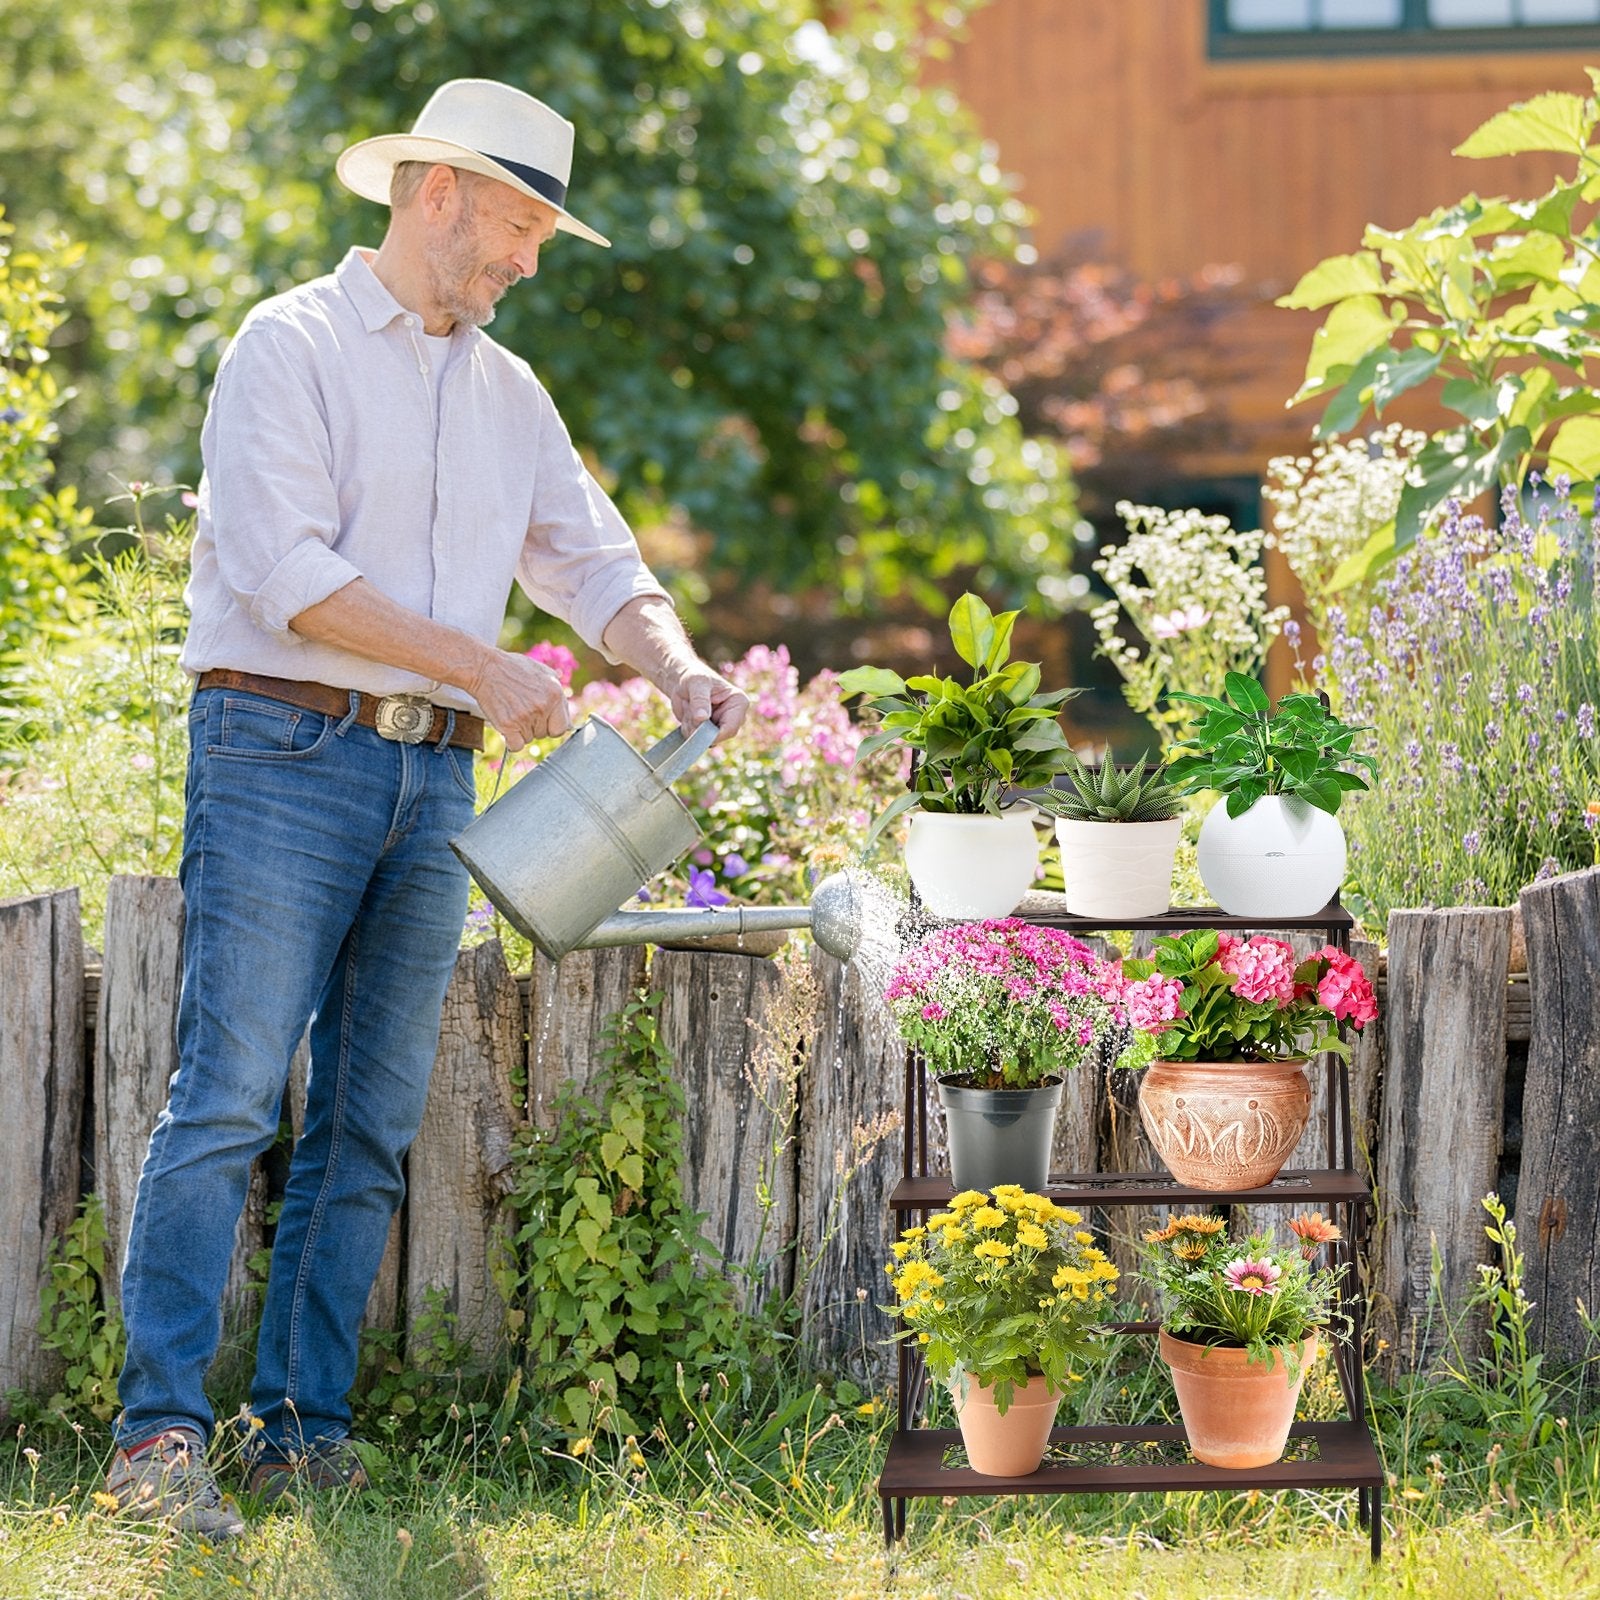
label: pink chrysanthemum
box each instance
[1223,1258,1282,1296]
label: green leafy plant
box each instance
[1031,749,1183,823]
[1119,928,1378,1063]
[884,1185,1121,1412]
[356,1287,487,1451]
[503,990,772,1442]
[1280,78,1600,565]
[839,592,1080,841]
[1165,671,1376,819]
[1139,1212,1345,1366]
[31,1195,124,1424]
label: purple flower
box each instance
[686,868,729,909]
[1580,704,1596,740]
[721,853,748,878]
[1463,831,1481,857]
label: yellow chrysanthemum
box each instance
[1090,1259,1120,1282]
[1016,1222,1050,1250]
[950,1191,988,1211]
[926,1212,959,1231]
[1052,1265,1090,1289]
[892,1261,944,1299]
[992,1184,1027,1200]
[902,1225,926,1241]
[969,1206,1006,1230]
[1074,1230,1095,1246]
[891,1240,914,1260]
[972,1239,1013,1261]
[940,1224,968,1244]
[1054,1206,1083,1227]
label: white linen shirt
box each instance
[180,247,671,715]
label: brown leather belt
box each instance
[195,669,485,751]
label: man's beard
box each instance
[425,204,506,330]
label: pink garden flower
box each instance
[1123,973,1185,1034]
[1223,1258,1282,1296]
[526,639,578,689]
[1217,935,1298,1006]
[1314,946,1378,1027]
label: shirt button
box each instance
[404,316,415,327]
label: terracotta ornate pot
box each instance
[1159,1328,1318,1468]
[950,1371,1062,1477]
[1136,1058,1312,1190]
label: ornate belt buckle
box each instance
[373,693,434,744]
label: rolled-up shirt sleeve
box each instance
[515,381,672,659]
[202,317,364,638]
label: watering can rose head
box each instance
[839,592,1082,844]
[884,918,1133,1091]
[1118,927,1377,1064]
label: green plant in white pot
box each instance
[840,593,1080,918]
[1166,674,1376,919]
[1032,752,1185,920]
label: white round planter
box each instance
[1196,794,1347,918]
[1054,816,1182,920]
[903,805,1041,920]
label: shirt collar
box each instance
[336,247,482,347]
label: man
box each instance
[107,79,747,1535]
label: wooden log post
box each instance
[656,949,793,1312]
[406,940,522,1361]
[0,890,86,1410]
[1515,867,1600,1363]
[526,946,648,1127]
[1376,907,1513,1375]
[796,948,905,1383]
[95,876,266,1329]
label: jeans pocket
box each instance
[444,744,481,803]
[210,694,335,761]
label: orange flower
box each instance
[1288,1212,1342,1258]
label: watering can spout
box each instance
[575,872,862,964]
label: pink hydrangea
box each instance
[1217,936,1298,1006]
[1315,946,1378,1027]
[1124,973,1185,1035]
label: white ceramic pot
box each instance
[903,805,1041,919]
[1195,794,1346,918]
[1054,816,1182,919]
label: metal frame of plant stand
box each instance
[877,901,1384,1563]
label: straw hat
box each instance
[336,78,610,247]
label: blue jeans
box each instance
[114,687,476,1454]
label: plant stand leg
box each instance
[1370,1483,1383,1563]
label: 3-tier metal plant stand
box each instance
[877,902,1384,1562]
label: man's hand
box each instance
[665,664,748,746]
[467,649,571,750]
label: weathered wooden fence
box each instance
[3,866,1597,1416]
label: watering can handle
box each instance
[642,718,719,791]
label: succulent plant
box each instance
[1033,750,1184,824]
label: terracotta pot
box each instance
[950,1371,1062,1477]
[1159,1328,1317,1468]
[1137,1058,1312,1191]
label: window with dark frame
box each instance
[1209,0,1600,57]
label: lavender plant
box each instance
[1310,483,1600,923]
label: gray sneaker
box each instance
[106,1427,246,1538]
[247,1437,370,1504]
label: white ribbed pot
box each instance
[1054,816,1182,919]
[1196,795,1346,918]
[903,805,1041,919]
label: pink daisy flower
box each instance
[1223,1258,1282,1296]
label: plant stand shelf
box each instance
[876,898,1384,1562]
[879,1418,1384,1560]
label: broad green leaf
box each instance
[1394,425,1531,549]
[1420,195,1519,240]
[617,1152,645,1189]
[864,788,925,844]
[1504,368,1554,431]
[1486,232,1567,287]
[1300,295,1400,389]
[1276,251,1385,311]
[1310,346,1386,436]
[1440,376,1500,427]
[984,608,1018,672]
[1455,92,1589,160]
[599,1131,627,1170]
[1546,415,1600,481]
[837,666,906,699]
[1508,180,1585,237]
[989,746,1013,780]
[948,593,993,670]
[1223,671,1269,716]
[1369,345,1443,416]
[1004,662,1042,704]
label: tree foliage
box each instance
[2,0,1079,616]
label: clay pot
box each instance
[1159,1328,1317,1468]
[1137,1058,1312,1191]
[950,1371,1062,1476]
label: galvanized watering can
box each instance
[449,716,863,963]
